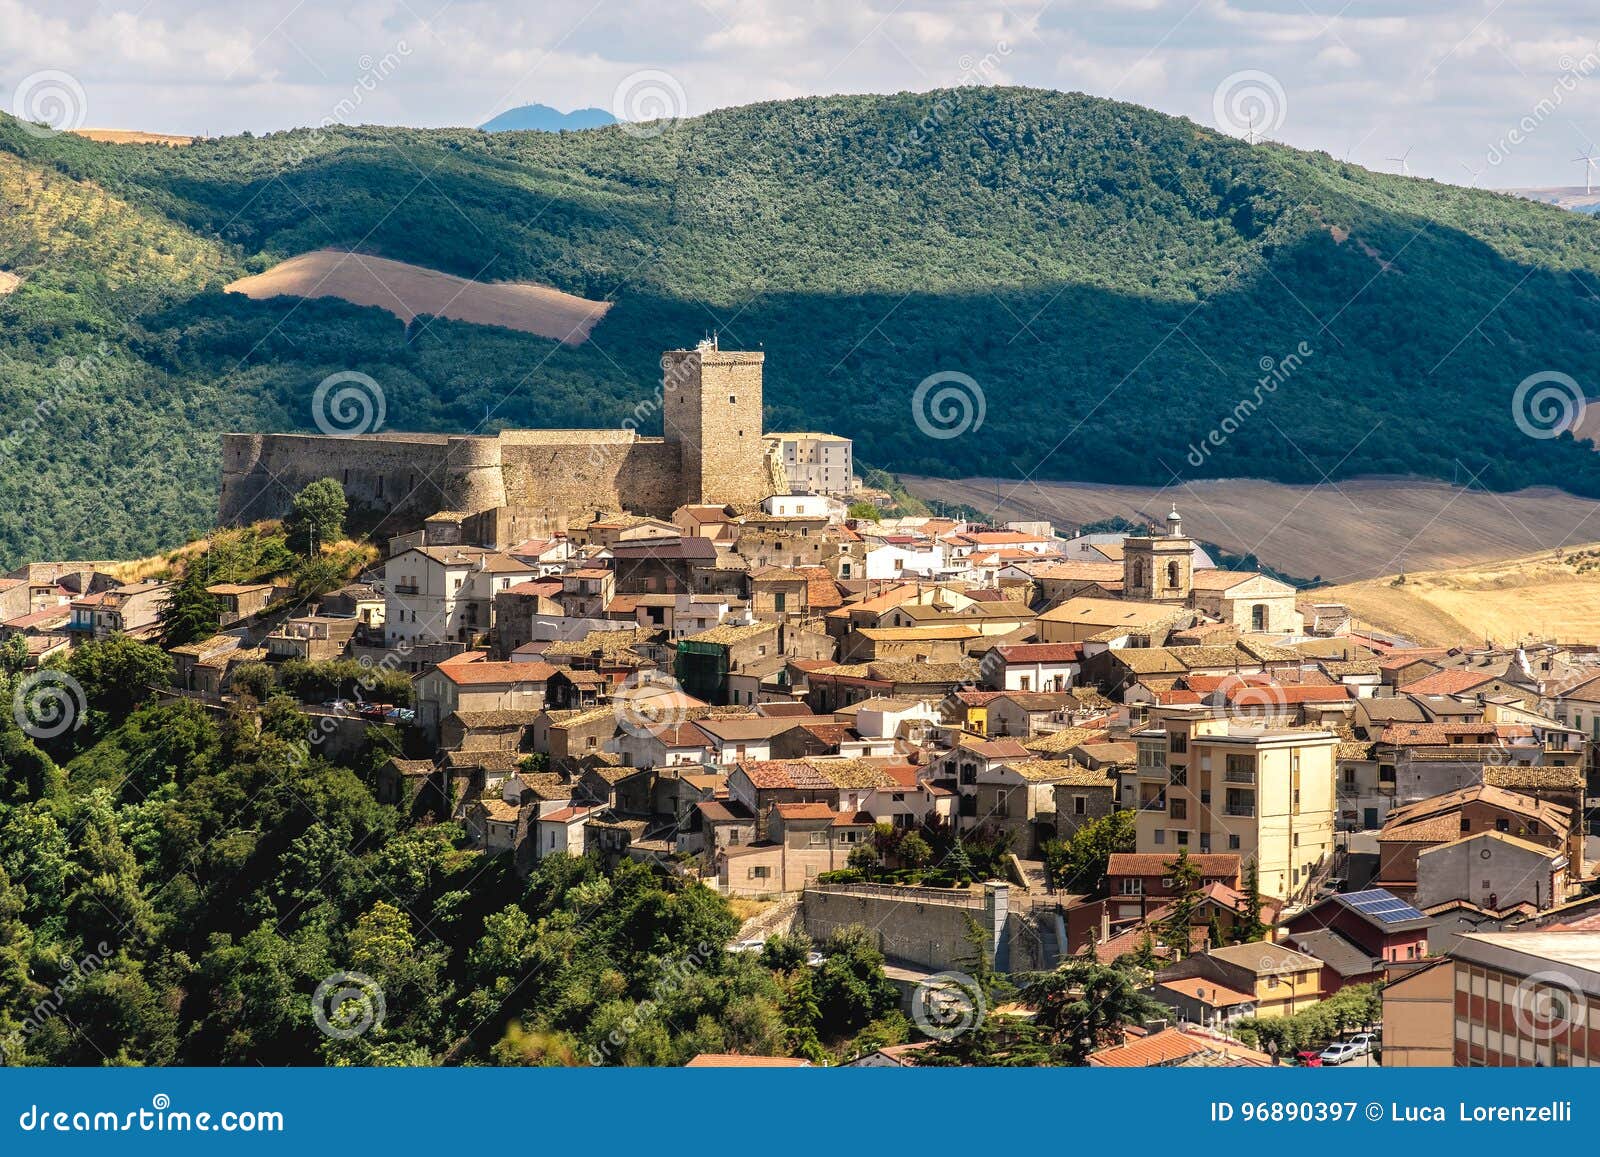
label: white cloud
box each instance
[0,0,1592,185]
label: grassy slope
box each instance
[3,87,1600,567]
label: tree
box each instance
[897,831,933,870]
[1055,810,1135,894]
[812,925,898,1040]
[1018,959,1170,1065]
[847,502,882,522]
[284,478,348,555]
[1237,859,1268,943]
[64,636,175,720]
[156,563,222,648]
[1158,848,1203,959]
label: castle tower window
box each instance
[1167,561,1180,589]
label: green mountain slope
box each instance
[2,87,1600,566]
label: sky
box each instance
[2,0,1599,188]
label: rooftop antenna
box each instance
[1246,111,1259,146]
[1573,150,1599,195]
[1387,147,1413,177]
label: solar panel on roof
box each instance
[1339,889,1424,922]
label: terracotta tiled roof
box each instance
[1106,853,1241,878]
[1403,668,1498,696]
[434,656,557,686]
[1156,976,1256,1008]
[1089,1025,1271,1068]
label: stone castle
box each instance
[219,341,780,544]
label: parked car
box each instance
[1319,1042,1361,1065]
[1294,1049,1323,1067]
[1347,1032,1377,1056]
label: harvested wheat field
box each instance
[1318,544,1600,645]
[226,249,610,345]
[904,475,1600,583]
[69,129,194,146]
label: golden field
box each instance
[1317,544,1600,646]
[226,249,611,345]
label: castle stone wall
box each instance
[219,345,772,539]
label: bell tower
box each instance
[1123,505,1194,603]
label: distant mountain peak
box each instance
[478,104,617,133]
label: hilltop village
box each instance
[6,342,1600,1068]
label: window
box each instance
[1175,830,1189,846]
[1073,795,1087,816]
[774,592,787,612]
[1170,733,1188,754]
[1020,676,1031,691]
[1153,830,1165,845]
[1120,878,1143,895]
[1228,835,1241,850]
[1495,818,1509,832]
[1251,603,1267,631]
[749,865,770,879]
[1170,766,1187,786]
[1170,798,1188,821]
[808,831,825,846]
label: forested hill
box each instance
[3,87,1600,566]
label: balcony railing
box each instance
[1223,771,1256,784]
[1224,806,1256,818]
[392,584,420,596]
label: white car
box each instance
[1347,1033,1377,1056]
[1319,1042,1361,1065]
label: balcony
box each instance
[1223,770,1256,784]
[1224,805,1256,818]
[392,584,420,596]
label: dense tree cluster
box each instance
[5,87,1600,566]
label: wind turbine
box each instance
[1573,150,1599,195]
[1387,147,1413,177]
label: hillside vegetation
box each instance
[4,88,1600,566]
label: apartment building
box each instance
[1133,704,1339,900]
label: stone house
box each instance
[1156,941,1325,1018]
[1377,785,1572,897]
[413,656,555,740]
[206,582,275,625]
[530,706,620,762]
[265,614,359,662]
[717,803,875,896]
[1050,766,1119,840]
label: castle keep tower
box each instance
[1123,505,1194,603]
[661,337,768,509]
